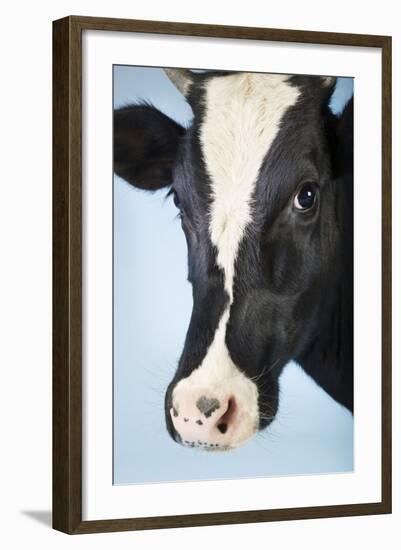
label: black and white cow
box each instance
[114,69,353,451]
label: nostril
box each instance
[217,423,227,434]
[216,397,236,435]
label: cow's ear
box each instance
[114,104,185,191]
[334,97,353,177]
[325,97,353,178]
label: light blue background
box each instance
[113,66,354,485]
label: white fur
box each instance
[172,73,300,447]
[172,310,260,447]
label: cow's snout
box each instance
[170,394,235,450]
[168,372,259,451]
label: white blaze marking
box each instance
[202,72,300,301]
[172,73,300,446]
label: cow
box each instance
[114,69,353,452]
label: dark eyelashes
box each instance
[165,187,179,205]
[166,188,182,210]
[167,188,186,224]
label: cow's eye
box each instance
[293,184,317,211]
[172,190,182,210]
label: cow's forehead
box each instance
[175,73,328,215]
[199,72,301,300]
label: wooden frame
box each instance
[52,15,392,534]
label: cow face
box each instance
[114,71,353,451]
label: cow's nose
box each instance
[170,392,239,450]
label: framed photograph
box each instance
[52,15,392,534]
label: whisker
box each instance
[248,359,280,383]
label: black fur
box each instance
[114,104,185,190]
[114,73,354,442]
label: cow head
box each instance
[114,70,353,451]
